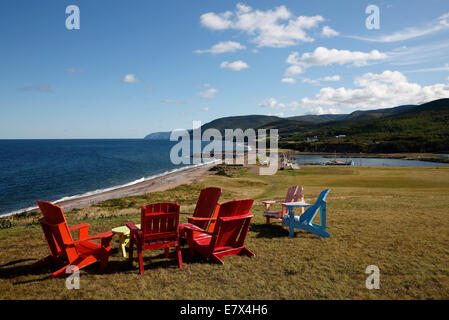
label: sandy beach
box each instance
[33,162,217,214]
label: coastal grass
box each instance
[1,166,449,299]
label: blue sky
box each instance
[1,0,449,138]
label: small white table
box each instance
[282,202,313,237]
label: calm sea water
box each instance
[0,139,444,217]
[0,139,219,217]
[295,154,446,167]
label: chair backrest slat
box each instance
[299,189,330,224]
[192,187,222,230]
[36,201,78,262]
[294,186,304,202]
[285,186,299,202]
[212,199,254,250]
[141,202,180,242]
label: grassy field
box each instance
[1,166,449,299]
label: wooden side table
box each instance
[112,224,141,258]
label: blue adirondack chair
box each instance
[283,189,330,238]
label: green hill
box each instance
[276,99,449,153]
[144,98,449,153]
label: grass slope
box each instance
[1,166,449,299]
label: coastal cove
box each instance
[1,139,447,217]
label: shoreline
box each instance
[281,152,449,164]
[1,162,218,218]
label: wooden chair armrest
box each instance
[126,222,141,234]
[183,224,214,236]
[220,214,253,222]
[69,223,89,239]
[188,217,217,222]
[69,223,89,231]
[65,231,114,246]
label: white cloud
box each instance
[281,77,296,84]
[198,87,218,99]
[405,64,449,73]
[284,47,387,75]
[302,78,320,85]
[163,99,184,104]
[350,12,449,42]
[220,60,249,71]
[200,4,324,48]
[285,65,304,76]
[123,74,139,83]
[302,75,341,85]
[447,76,449,82]
[196,107,209,111]
[321,26,339,37]
[200,11,233,30]
[267,112,285,117]
[300,70,449,110]
[258,98,301,111]
[321,75,341,82]
[195,41,246,54]
[306,106,342,115]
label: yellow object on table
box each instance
[112,224,141,258]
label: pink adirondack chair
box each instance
[184,199,255,265]
[262,186,304,224]
[126,202,182,275]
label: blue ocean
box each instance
[0,139,216,217]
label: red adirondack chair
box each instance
[184,199,255,265]
[178,187,222,239]
[126,202,182,275]
[32,201,114,277]
[262,186,304,224]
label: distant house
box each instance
[306,136,318,142]
[335,134,346,139]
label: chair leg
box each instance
[240,247,256,258]
[176,245,183,269]
[164,247,169,259]
[128,234,134,262]
[209,254,225,265]
[137,249,144,275]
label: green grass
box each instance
[1,166,449,299]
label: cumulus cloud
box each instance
[284,47,387,76]
[321,26,339,37]
[281,77,296,84]
[258,98,300,111]
[350,12,449,42]
[305,106,342,115]
[195,41,246,54]
[300,70,449,110]
[163,99,184,104]
[220,60,249,71]
[302,75,341,85]
[198,87,218,99]
[123,74,139,83]
[200,3,325,48]
[259,98,285,109]
[195,107,209,111]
